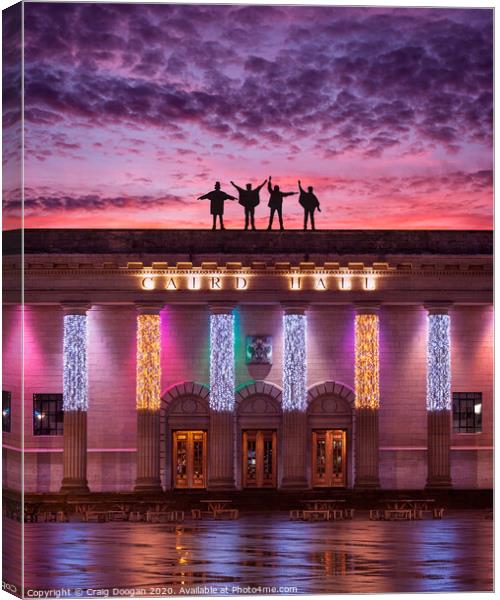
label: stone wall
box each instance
[4,229,493,257]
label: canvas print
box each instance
[2,1,493,598]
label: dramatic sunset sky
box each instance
[3,3,493,229]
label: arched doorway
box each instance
[161,382,210,490]
[307,382,355,489]
[235,381,283,489]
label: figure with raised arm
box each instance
[198,181,236,230]
[266,176,297,231]
[298,180,321,231]
[230,178,267,230]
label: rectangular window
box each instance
[2,391,11,433]
[33,394,64,436]
[453,392,482,433]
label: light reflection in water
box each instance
[9,511,493,595]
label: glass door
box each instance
[242,430,277,488]
[173,430,207,488]
[312,430,347,487]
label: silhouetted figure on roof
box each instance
[198,182,236,230]
[230,178,267,230]
[266,176,297,231]
[298,180,321,231]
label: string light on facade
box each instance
[63,315,88,411]
[136,314,161,410]
[209,313,235,411]
[427,314,451,411]
[283,314,307,411]
[354,314,380,409]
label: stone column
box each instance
[281,304,308,489]
[208,304,236,489]
[425,303,452,489]
[354,303,381,489]
[60,302,91,493]
[134,303,163,492]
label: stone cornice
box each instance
[135,302,165,315]
[61,302,92,315]
[6,261,494,277]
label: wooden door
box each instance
[312,429,347,487]
[242,430,277,488]
[173,430,207,488]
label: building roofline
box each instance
[2,228,493,256]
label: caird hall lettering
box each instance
[142,276,248,291]
[142,275,377,291]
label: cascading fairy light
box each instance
[427,314,451,411]
[209,313,235,411]
[354,314,380,409]
[282,314,307,411]
[63,315,88,411]
[136,314,161,411]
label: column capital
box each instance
[61,302,91,316]
[354,301,381,315]
[135,302,164,315]
[209,302,236,315]
[282,302,308,315]
[424,302,453,315]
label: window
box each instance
[3,391,11,433]
[453,392,482,433]
[33,394,64,436]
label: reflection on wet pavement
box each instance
[7,511,493,594]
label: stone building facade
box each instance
[2,230,493,494]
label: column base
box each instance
[60,478,90,494]
[280,477,308,489]
[208,479,236,490]
[281,410,308,488]
[355,407,380,489]
[208,411,235,490]
[134,478,163,493]
[425,478,452,490]
[354,478,380,490]
[135,410,161,492]
[427,409,452,489]
[60,410,88,494]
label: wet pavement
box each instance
[5,511,493,595]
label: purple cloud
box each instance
[22,5,491,158]
[1,4,491,230]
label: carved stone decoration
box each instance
[307,396,352,416]
[238,394,281,416]
[235,381,283,412]
[169,396,210,416]
[307,381,355,411]
[162,382,210,416]
[246,335,272,364]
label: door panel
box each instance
[173,430,207,488]
[312,430,347,487]
[243,430,277,488]
[331,430,346,486]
